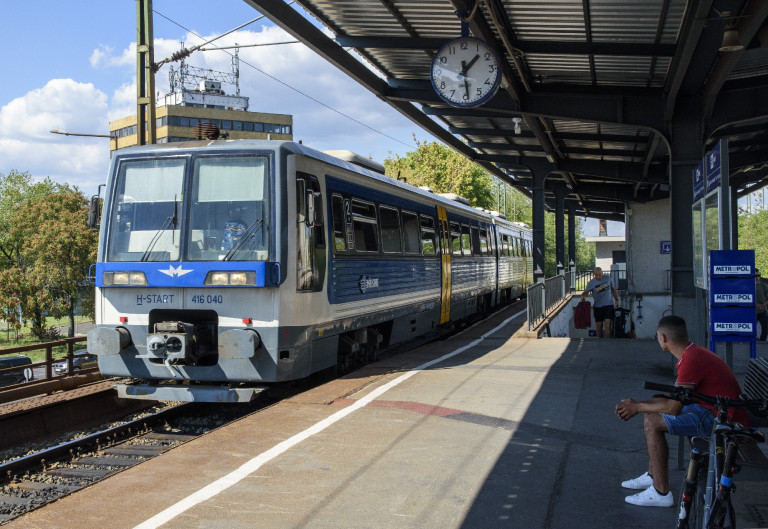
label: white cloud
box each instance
[89,45,113,68]
[0,79,111,192]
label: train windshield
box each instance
[106,158,185,262]
[186,155,268,261]
[105,154,269,262]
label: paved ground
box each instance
[5,306,767,529]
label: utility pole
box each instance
[136,0,156,145]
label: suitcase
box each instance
[613,308,631,338]
[574,300,591,329]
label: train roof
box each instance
[111,139,530,231]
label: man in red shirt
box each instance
[615,315,747,507]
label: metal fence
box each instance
[527,268,628,331]
[527,282,546,330]
[527,274,567,330]
[571,269,627,292]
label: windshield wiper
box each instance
[141,198,179,262]
[223,218,263,261]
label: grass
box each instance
[0,315,92,363]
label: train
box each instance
[87,140,533,402]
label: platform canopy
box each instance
[244,0,768,222]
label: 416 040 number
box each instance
[191,294,223,304]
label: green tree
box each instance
[491,177,533,224]
[384,138,496,209]
[0,170,66,269]
[543,212,595,277]
[0,190,97,338]
[738,206,768,272]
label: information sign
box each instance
[693,161,705,201]
[706,141,723,191]
[709,249,756,358]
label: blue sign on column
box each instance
[693,160,705,201]
[709,249,756,358]
[706,141,723,192]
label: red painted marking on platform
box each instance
[332,398,464,417]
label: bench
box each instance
[676,357,768,469]
[737,357,768,467]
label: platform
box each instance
[5,305,768,529]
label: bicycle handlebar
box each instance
[643,381,768,417]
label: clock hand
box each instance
[465,78,470,100]
[464,54,480,73]
[460,60,468,77]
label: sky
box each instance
[0,0,615,236]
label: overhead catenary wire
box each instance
[153,9,413,150]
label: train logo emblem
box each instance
[158,265,193,278]
[359,275,379,293]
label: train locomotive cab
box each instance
[88,142,281,402]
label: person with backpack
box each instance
[580,267,619,338]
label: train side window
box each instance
[479,228,489,255]
[331,194,346,252]
[380,205,402,254]
[351,199,378,253]
[450,222,461,255]
[461,225,472,256]
[402,211,420,254]
[420,215,437,255]
[502,235,510,256]
[471,227,481,256]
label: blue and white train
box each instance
[87,140,532,402]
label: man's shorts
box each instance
[593,304,613,322]
[661,404,715,437]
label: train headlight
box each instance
[104,271,148,286]
[229,272,248,285]
[204,271,256,286]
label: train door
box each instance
[436,206,451,324]
[296,172,326,292]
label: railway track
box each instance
[0,393,291,524]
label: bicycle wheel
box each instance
[689,466,708,528]
[705,497,736,529]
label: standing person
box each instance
[615,315,748,507]
[580,267,619,338]
[755,269,768,341]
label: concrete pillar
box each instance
[532,172,546,282]
[669,101,705,343]
[554,187,566,276]
[568,204,577,287]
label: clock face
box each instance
[431,36,501,107]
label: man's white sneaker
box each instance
[624,485,674,507]
[621,472,653,489]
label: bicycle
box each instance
[643,381,767,529]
